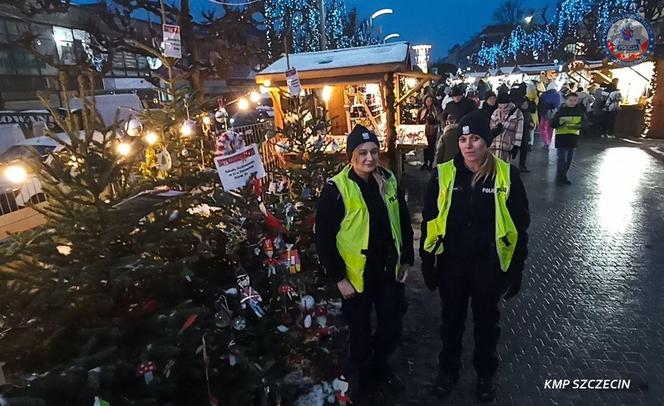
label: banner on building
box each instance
[214,144,266,190]
[162,24,182,59]
[285,68,301,96]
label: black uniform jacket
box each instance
[420,154,530,273]
[315,167,415,284]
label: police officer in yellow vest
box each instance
[316,125,414,402]
[550,92,587,185]
[420,110,530,403]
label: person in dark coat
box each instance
[418,94,441,170]
[481,91,497,116]
[442,85,477,124]
[550,92,588,185]
[316,125,414,402]
[421,110,530,403]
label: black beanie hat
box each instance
[497,91,511,104]
[457,110,492,146]
[346,125,380,158]
[485,91,496,101]
[451,85,464,97]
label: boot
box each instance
[476,376,496,403]
[434,371,459,399]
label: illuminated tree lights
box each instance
[471,0,638,68]
[264,0,373,54]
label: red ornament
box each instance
[178,314,199,335]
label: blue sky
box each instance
[77,0,557,59]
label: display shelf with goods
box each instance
[344,83,386,139]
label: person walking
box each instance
[592,84,608,138]
[434,114,460,164]
[516,94,536,172]
[420,110,530,403]
[538,82,561,148]
[481,91,498,116]
[442,85,477,124]
[550,92,587,185]
[489,92,524,161]
[418,94,441,170]
[315,125,414,403]
[602,79,622,138]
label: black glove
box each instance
[511,146,520,159]
[502,269,522,300]
[421,254,437,291]
[490,123,504,139]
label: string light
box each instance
[249,91,261,103]
[4,164,28,184]
[144,132,159,145]
[238,98,250,110]
[116,142,132,157]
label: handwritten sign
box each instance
[163,24,182,59]
[285,68,301,96]
[214,144,266,190]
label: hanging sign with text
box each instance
[214,144,266,190]
[285,68,301,96]
[162,24,182,59]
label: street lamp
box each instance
[383,33,400,43]
[524,15,533,24]
[371,8,393,21]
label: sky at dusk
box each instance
[76,0,558,59]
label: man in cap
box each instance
[442,85,477,125]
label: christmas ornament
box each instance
[237,273,266,318]
[93,396,111,406]
[181,148,190,157]
[333,375,350,405]
[163,359,176,379]
[215,108,229,123]
[136,361,157,384]
[124,118,142,137]
[314,305,327,328]
[156,147,172,174]
[232,316,247,331]
[300,295,315,329]
[177,314,198,335]
[284,203,295,229]
[331,139,340,153]
[263,238,277,277]
[215,130,245,156]
[214,295,233,328]
[278,283,297,301]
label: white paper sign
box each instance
[163,24,182,59]
[214,144,266,190]
[285,68,301,96]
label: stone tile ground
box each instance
[392,138,664,406]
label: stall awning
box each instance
[256,42,412,86]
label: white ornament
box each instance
[125,118,143,137]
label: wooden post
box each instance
[384,72,400,177]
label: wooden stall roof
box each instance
[256,42,413,86]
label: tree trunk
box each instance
[179,0,205,103]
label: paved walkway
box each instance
[393,138,664,406]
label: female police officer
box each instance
[420,110,529,403]
[316,125,414,401]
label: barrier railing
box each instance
[0,177,46,217]
[229,121,279,175]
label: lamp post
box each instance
[370,8,393,36]
[383,33,400,43]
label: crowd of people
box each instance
[417,76,623,185]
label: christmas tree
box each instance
[0,71,349,405]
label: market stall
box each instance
[255,42,440,175]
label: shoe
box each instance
[420,164,428,171]
[518,166,530,173]
[555,177,565,186]
[476,376,496,403]
[563,177,572,185]
[434,371,459,399]
[543,144,549,149]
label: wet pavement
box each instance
[393,138,664,406]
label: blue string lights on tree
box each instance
[557,0,637,39]
[263,0,372,56]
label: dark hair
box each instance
[566,92,578,99]
[485,91,496,100]
[577,87,584,92]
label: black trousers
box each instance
[423,133,437,166]
[518,130,530,168]
[437,255,502,379]
[342,258,407,384]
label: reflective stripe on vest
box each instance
[557,116,582,135]
[423,157,518,272]
[331,165,403,293]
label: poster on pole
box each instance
[214,144,266,191]
[285,68,301,96]
[162,24,182,59]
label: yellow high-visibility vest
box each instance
[331,165,403,293]
[423,158,518,272]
